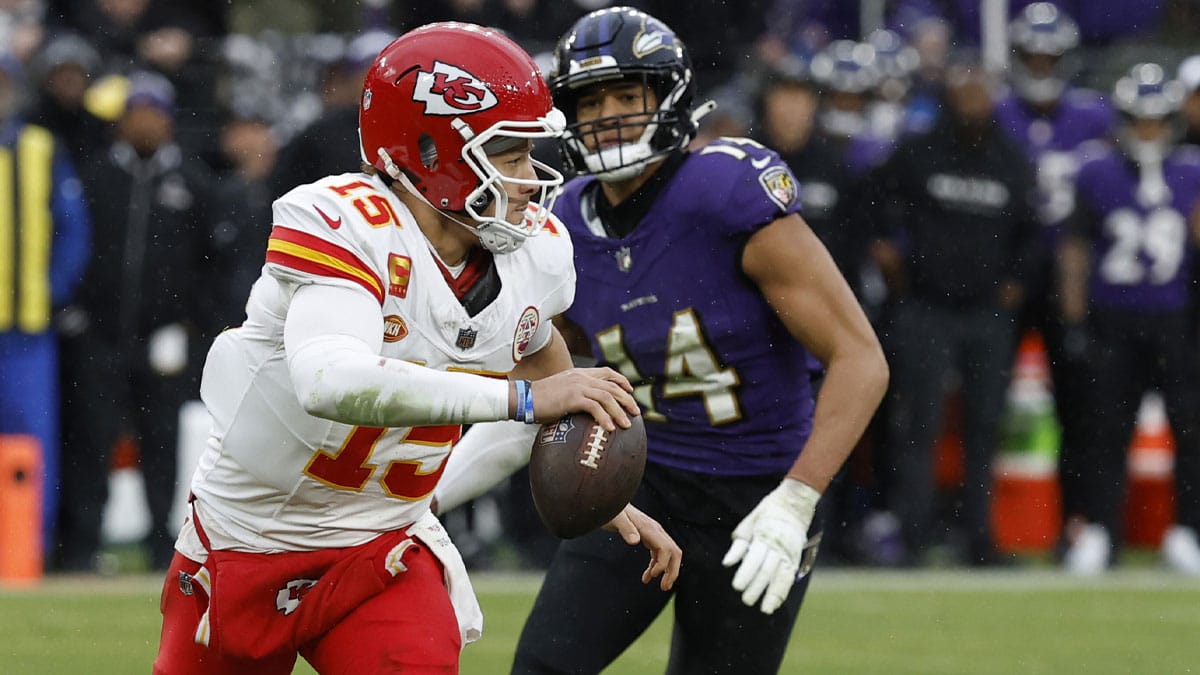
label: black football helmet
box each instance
[549,6,703,182]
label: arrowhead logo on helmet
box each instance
[413,61,498,115]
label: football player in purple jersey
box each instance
[432,6,886,673]
[1057,63,1200,575]
[993,5,1117,556]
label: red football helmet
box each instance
[360,22,565,253]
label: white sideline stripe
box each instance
[807,569,1200,592]
[8,569,1200,598]
[465,569,1200,594]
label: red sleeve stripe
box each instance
[266,226,385,304]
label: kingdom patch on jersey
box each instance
[512,306,540,362]
[758,165,798,211]
[388,254,412,298]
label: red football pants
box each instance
[154,541,460,674]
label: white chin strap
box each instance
[472,205,549,254]
[586,142,657,183]
[1017,76,1066,105]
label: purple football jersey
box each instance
[995,89,1116,228]
[1074,145,1200,311]
[557,138,814,476]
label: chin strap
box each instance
[390,166,527,254]
[691,99,718,126]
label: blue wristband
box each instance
[513,379,527,423]
[522,380,535,424]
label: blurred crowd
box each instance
[3,0,1200,575]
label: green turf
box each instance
[1,570,1197,674]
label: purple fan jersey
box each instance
[995,89,1115,228]
[1073,144,1200,311]
[557,138,814,476]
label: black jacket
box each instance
[76,141,213,352]
[867,114,1041,308]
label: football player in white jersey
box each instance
[154,23,680,675]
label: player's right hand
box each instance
[530,367,639,431]
[722,478,820,615]
[605,504,682,591]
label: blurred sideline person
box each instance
[1057,63,1200,576]
[154,23,679,675]
[204,112,280,340]
[867,53,1041,567]
[993,2,1115,557]
[0,51,91,558]
[434,8,888,673]
[57,71,214,571]
[270,30,394,195]
[808,38,893,179]
[26,33,111,164]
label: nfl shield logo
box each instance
[615,246,632,272]
[456,327,478,350]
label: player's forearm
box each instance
[431,333,572,513]
[786,342,888,492]
[289,333,511,427]
[434,420,538,513]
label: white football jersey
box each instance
[188,172,574,552]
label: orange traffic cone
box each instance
[1124,393,1176,547]
[0,435,43,586]
[992,330,1062,552]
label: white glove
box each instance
[721,478,820,615]
[148,322,189,376]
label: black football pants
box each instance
[1078,309,1200,539]
[511,462,815,675]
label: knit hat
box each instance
[31,33,101,81]
[124,70,175,116]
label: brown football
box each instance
[528,412,647,539]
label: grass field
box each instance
[1,568,1197,674]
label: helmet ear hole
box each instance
[418,133,439,170]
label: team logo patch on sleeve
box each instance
[758,165,798,211]
[512,306,540,362]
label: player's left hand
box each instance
[604,504,682,591]
[721,478,820,615]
